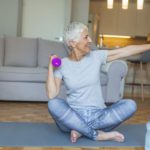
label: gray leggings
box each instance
[48,98,137,140]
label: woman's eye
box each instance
[85,36,88,39]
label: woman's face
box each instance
[73,28,92,54]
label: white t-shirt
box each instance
[54,50,108,109]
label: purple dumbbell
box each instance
[52,57,61,67]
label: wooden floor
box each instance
[0,95,149,150]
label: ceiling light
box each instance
[107,0,113,9]
[137,0,144,10]
[122,0,128,9]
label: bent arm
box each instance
[46,57,62,99]
[107,44,150,62]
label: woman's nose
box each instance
[88,37,92,43]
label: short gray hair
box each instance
[63,22,87,47]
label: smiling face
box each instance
[70,28,92,55]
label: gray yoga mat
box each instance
[0,122,146,147]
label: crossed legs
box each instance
[48,98,137,143]
[48,98,98,142]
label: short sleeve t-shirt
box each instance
[54,50,108,109]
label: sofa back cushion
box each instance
[0,38,4,66]
[4,37,37,67]
[38,39,68,68]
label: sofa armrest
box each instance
[101,60,128,103]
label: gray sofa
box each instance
[0,37,128,103]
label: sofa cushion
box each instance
[100,72,107,85]
[0,66,47,82]
[4,37,37,67]
[0,38,4,66]
[38,39,68,68]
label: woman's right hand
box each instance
[49,54,58,66]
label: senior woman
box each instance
[46,22,150,143]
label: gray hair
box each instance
[63,22,88,47]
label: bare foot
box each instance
[96,130,125,142]
[70,130,82,143]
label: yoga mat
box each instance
[0,122,146,147]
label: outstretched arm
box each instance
[107,44,150,62]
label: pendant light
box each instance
[107,0,113,9]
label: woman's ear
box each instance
[69,40,77,48]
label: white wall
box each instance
[0,0,22,36]
[22,0,72,40]
[71,0,89,25]
[0,0,90,39]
